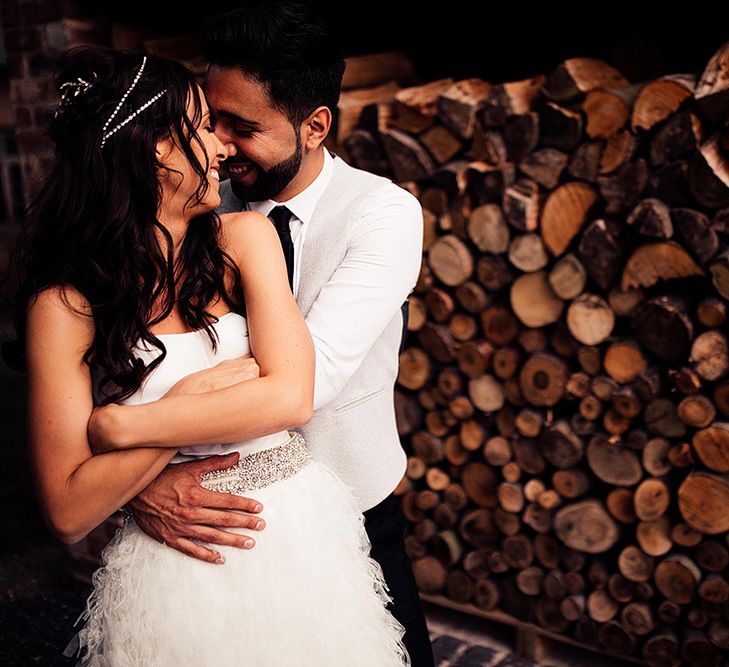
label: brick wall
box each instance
[1,0,108,205]
[2,2,116,584]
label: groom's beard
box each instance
[229,135,303,203]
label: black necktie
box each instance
[267,205,295,293]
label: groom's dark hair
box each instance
[198,1,346,128]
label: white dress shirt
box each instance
[244,149,423,411]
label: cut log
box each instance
[554,499,620,553]
[695,42,729,124]
[626,198,673,239]
[437,78,491,140]
[420,125,462,164]
[542,57,630,104]
[671,207,718,263]
[510,271,564,327]
[587,435,643,486]
[678,472,729,534]
[427,234,474,286]
[519,353,569,407]
[630,296,694,365]
[468,375,504,413]
[391,78,453,133]
[632,75,695,131]
[508,233,549,272]
[398,347,431,390]
[634,478,670,522]
[677,394,715,429]
[654,554,701,604]
[541,181,600,256]
[540,420,584,468]
[566,294,615,345]
[692,423,729,472]
[587,588,620,623]
[466,203,510,253]
[412,555,448,594]
[461,463,499,508]
[598,158,649,215]
[548,253,587,300]
[689,330,729,382]
[380,127,435,181]
[459,508,499,547]
[503,177,540,231]
[477,255,514,291]
[519,147,569,189]
[578,218,627,290]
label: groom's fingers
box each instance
[165,521,261,564]
[191,522,260,549]
[196,485,264,515]
[188,502,266,533]
[166,520,262,564]
[171,536,229,564]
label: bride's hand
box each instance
[87,355,262,455]
[88,404,121,454]
[162,354,261,397]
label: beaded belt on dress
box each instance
[199,431,312,494]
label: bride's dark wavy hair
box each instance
[12,45,246,404]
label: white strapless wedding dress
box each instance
[62,312,410,666]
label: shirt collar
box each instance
[245,148,334,224]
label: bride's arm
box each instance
[90,212,315,452]
[25,286,180,545]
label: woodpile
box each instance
[337,45,729,666]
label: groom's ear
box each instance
[303,106,332,150]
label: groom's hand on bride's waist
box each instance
[125,452,266,565]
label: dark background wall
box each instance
[73,1,729,84]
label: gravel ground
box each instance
[0,344,91,665]
[0,537,90,666]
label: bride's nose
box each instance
[219,141,237,159]
[216,137,236,161]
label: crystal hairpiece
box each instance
[53,73,97,119]
[99,55,168,149]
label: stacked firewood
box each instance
[339,44,729,667]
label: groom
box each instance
[123,2,434,665]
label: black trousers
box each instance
[363,491,436,667]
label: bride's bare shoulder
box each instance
[218,211,278,261]
[26,284,94,346]
[29,284,92,318]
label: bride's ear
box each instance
[155,136,172,163]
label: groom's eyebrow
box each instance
[214,109,261,127]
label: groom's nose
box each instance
[224,141,238,157]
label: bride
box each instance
[15,45,410,666]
